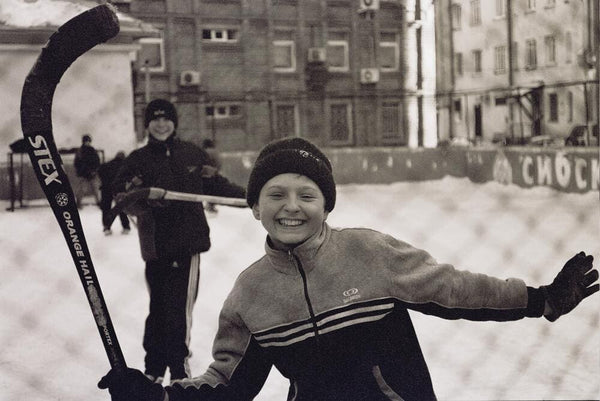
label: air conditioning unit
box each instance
[360,68,379,84]
[307,47,326,63]
[359,0,379,12]
[179,70,201,86]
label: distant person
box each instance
[110,99,246,382]
[100,137,598,401]
[98,151,130,235]
[201,138,222,214]
[73,134,101,208]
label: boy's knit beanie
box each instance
[246,137,336,212]
[144,99,178,128]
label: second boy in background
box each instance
[112,99,245,382]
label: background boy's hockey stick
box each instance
[20,5,126,371]
[107,187,248,226]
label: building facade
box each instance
[435,0,599,146]
[115,0,437,151]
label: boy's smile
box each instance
[253,173,329,250]
[148,116,175,141]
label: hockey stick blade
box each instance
[106,187,248,227]
[20,5,126,371]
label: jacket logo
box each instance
[343,288,361,303]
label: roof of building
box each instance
[0,0,157,38]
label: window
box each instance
[548,93,558,122]
[205,104,242,119]
[273,30,296,72]
[327,31,349,72]
[275,105,297,138]
[451,4,462,29]
[512,42,518,70]
[494,46,506,74]
[202,28,238,43]
[381,102,404,142]
[379,32,399,71]
[138,37,165,72]
[565,31,572,63]
[495,97,507,106]
[526,39,537,69]
[329,103,352,143]
[472,49,482,73]
[545,35,556,64]
[567,91,573,122]
[527,0,536,11]
[495,0,505,17]
[470,0,481,25]
[455,52,463,76]
[453,99,462,122]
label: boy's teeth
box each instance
[279,219,303,226]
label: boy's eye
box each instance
[267,192,283,199]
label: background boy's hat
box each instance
[246,137,336,212]
[144,99,178,128]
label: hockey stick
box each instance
[107,187,248,226]
[20,5,126,371]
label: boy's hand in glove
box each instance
[98,368,166,401]
[542,252,599,321]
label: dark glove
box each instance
[542,252,599,321]
[200,165,218,178]
[98,368,166,401]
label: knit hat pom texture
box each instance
[145,99,178,128]
[246,137,336,212]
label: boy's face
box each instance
[252,173,329,251]
[147,117,175,141]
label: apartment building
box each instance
[435,0,599,145]
[114,0,437,150]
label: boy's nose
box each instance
[284,197,300,211]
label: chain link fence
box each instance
[1,175,598,401]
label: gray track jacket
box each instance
[167,223,546,401]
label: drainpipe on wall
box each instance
[448,0,455,140]
[416,0,423,146]
[506,0,515,141]
[594,0,599,145]
[144,60,151,104]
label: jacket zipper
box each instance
[288,251,320,345]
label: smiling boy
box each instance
[100,137,598,401]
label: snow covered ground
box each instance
[1,177,598,401]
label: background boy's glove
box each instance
[200,164,218,178]
[98,368,166,401]
[542,252,599,322]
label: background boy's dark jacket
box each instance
[98,156,125,190]
[112,136,245,261]
[74,144,100,179]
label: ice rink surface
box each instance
[1,177,598,400]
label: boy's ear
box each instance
[252,203,261,220]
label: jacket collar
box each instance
[148,133,177,154]
[264,222,331,275]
